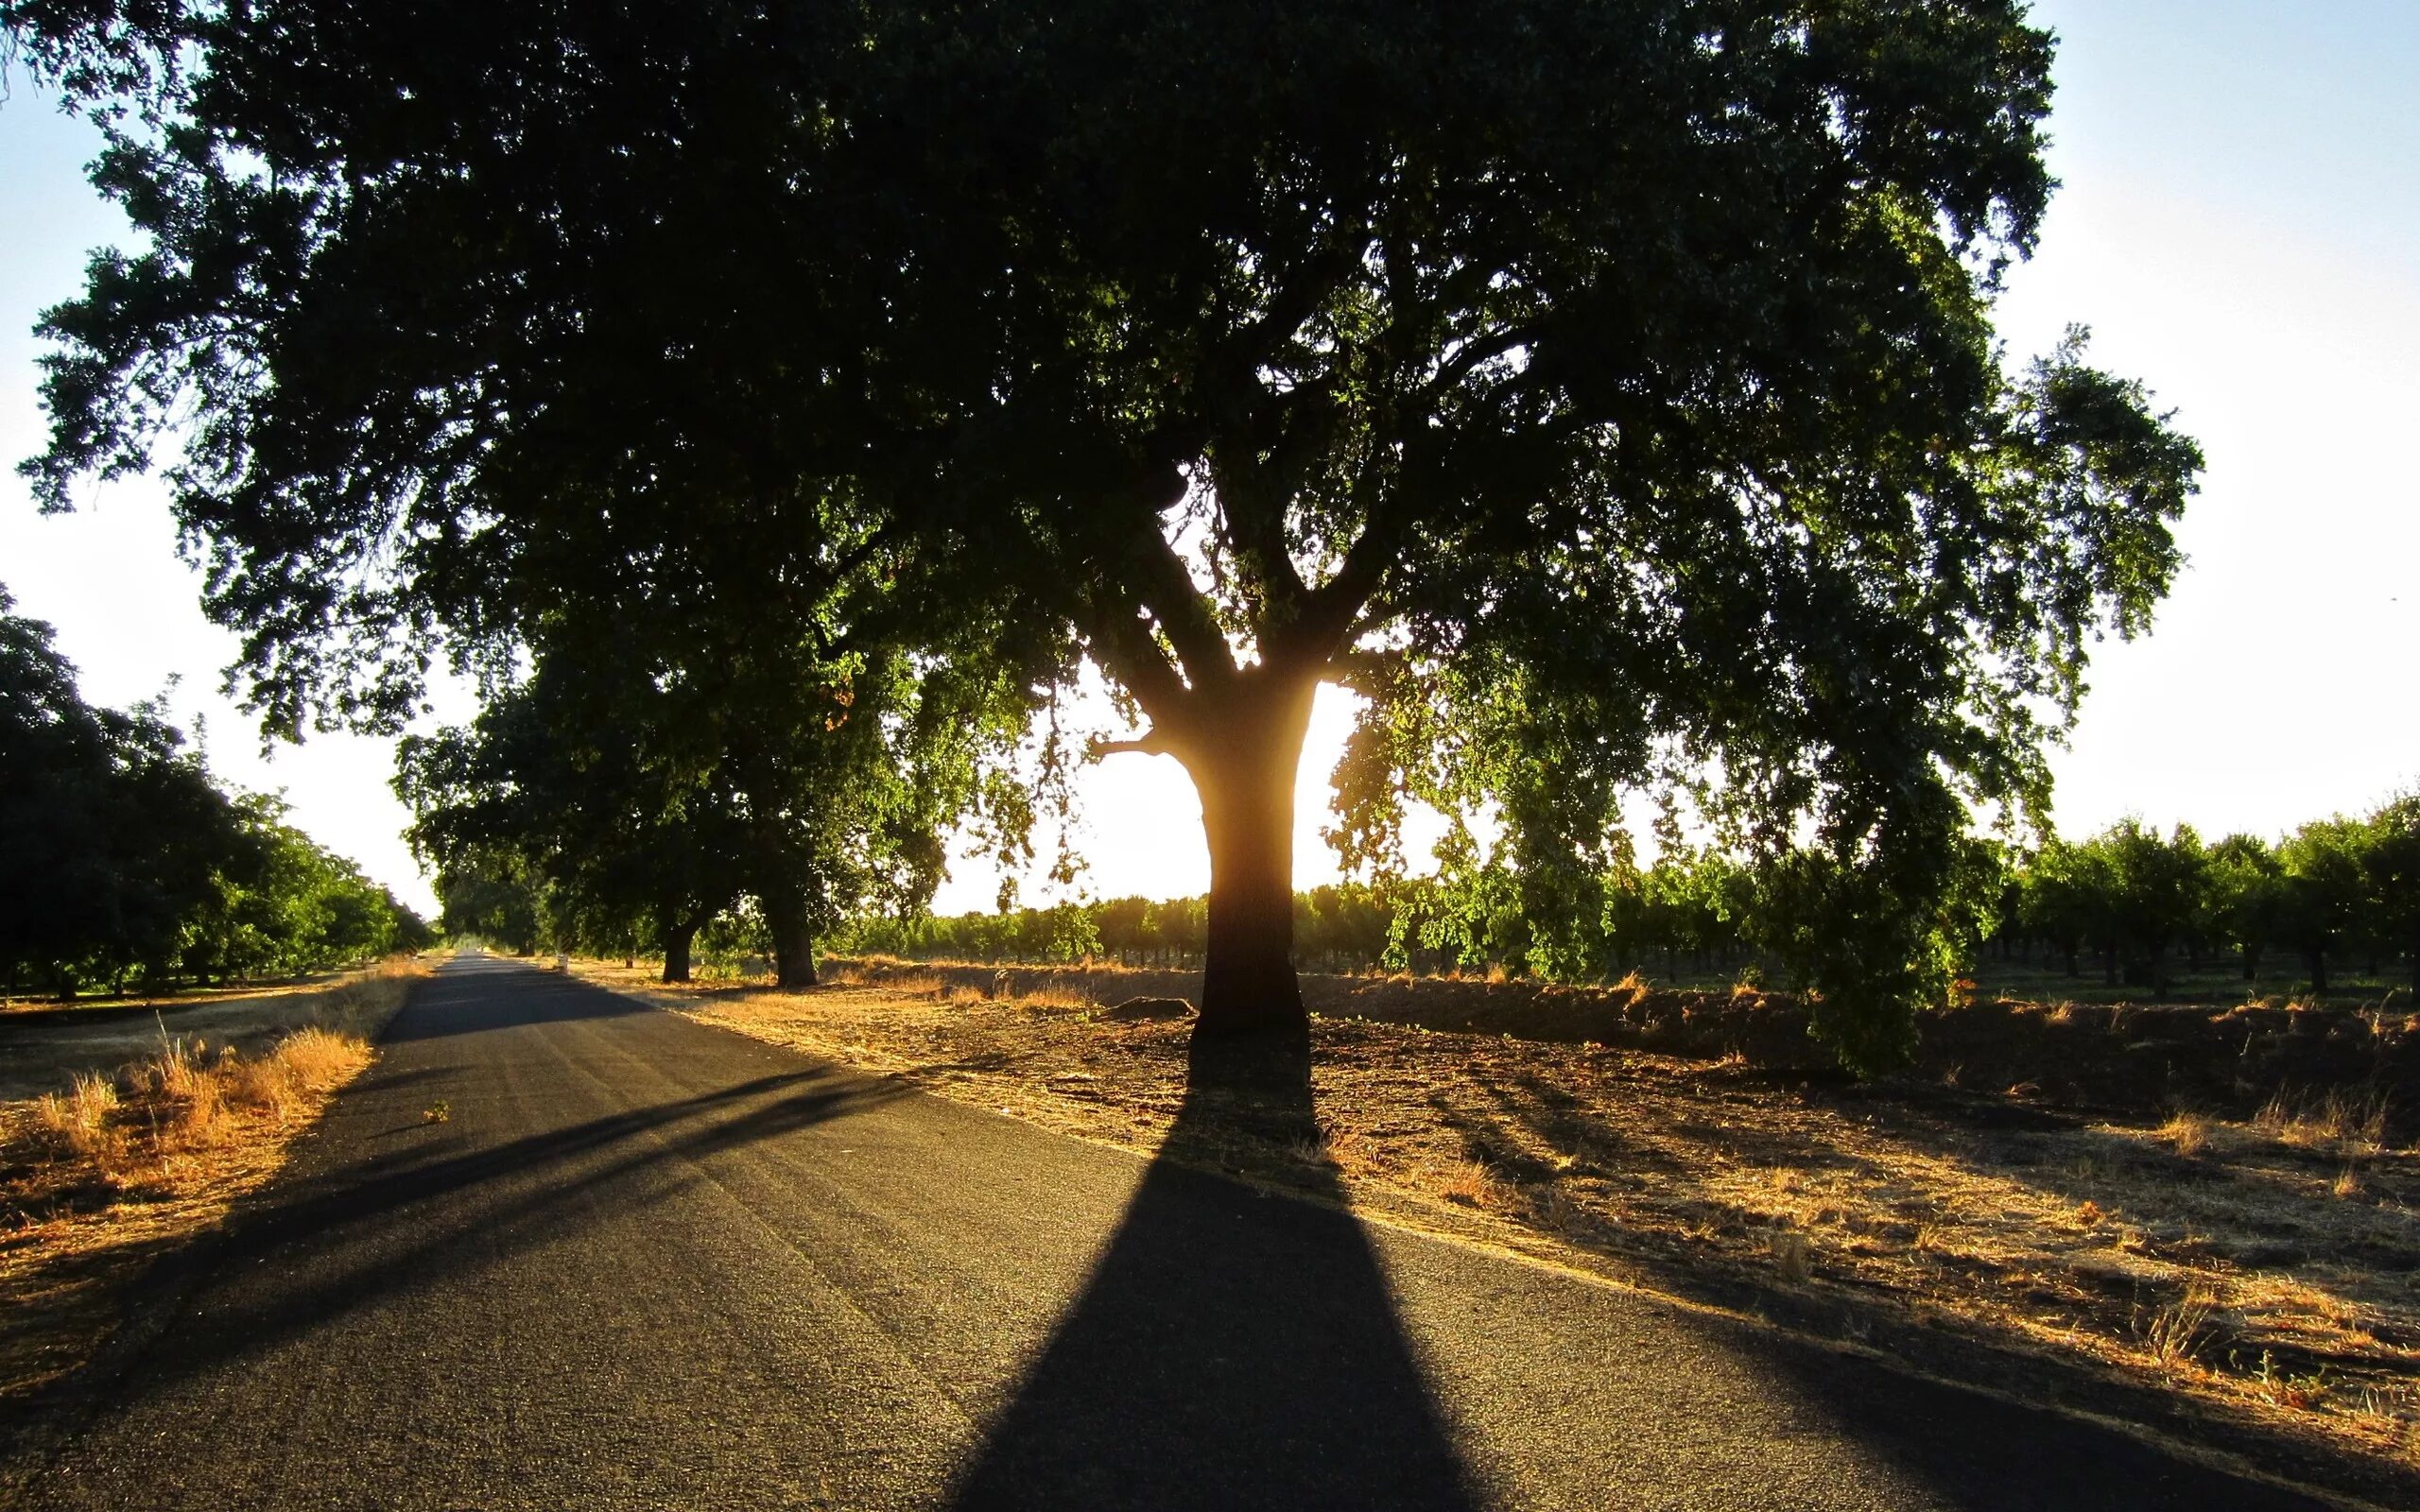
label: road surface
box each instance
[0,955,2351,1509]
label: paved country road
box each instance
[0,955,2353,1510]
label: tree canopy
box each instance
[397,561,1050,984]
[11,0,2201,1064]
[0,585,427,993]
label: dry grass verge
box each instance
[579,956,2420,1501]
[0,955,430,1398]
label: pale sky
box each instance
[3,2,2413,920]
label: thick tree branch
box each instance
[1123,519,1238,686]
[1073,589,1190,732]
[1282,520,1399,671]
[1087,727,1179,760]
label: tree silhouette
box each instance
[13,0,2198,1060]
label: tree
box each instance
[398,551,1046,986]
[430,847,551,956]
[1,586,424,989]
[1,586,238,992]
[2092,820,2207,994]
[13,0,2199,1062]
[2016,839,2105,980]
[2204,833,2285,983]
[396,630,757,983]
[2277,818,2369,995]
[2362,793,2420,990]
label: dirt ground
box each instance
[0,958,429,1399]
[575,955,2420,1500]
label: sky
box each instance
[2,1,2413,920]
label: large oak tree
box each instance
[12,0,2199,1061]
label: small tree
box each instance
[2362,793,2420,990]
[2017,840,2106,980]
[2204,834,2285,984]
[2278,819,2371,995]
[2095,819,2207,994]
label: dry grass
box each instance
[2160,1110,2214,1158]
[0,954,428,1398]
[2137,1282,2219,1371]
[569,954,2420,1490]
[2257,1086,2390,1157]
[1437,1158,1506,1208]
[1769,1228,1811,1284]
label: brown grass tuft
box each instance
[1438,1158,1505,1208]
[2138,1283,2219,1371]
[1010,983,1098,1011]
[33,1072,123,1162]
[2161,1110,2214,1158]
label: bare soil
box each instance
[576,954,2420,1494]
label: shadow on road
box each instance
[377,956,654,1044]
[946,1031,1484,1511]
[25,1002,908,1409]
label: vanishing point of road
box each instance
[0,955,2350,1510]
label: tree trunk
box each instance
[662,921,695,984]
[2307,949,2329,995]
[1180,669,1319,1037]
[762,885,818,989]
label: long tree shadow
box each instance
[8,1063,909,1431]
[946,1031,1484,1511]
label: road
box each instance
[0,954,2350,1510]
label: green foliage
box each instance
[0,587,426,992]
[392,558,1053,973]
[12,0,2202,1045]
[2204,833,2286,977]
[2010,810,2418,997]
[840,784,2420,1062]
[2275,819,2373,994]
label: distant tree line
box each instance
[836,801,2420,998]
[1,590,431,998]
[2007,807,2420,995]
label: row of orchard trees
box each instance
[2013,805,2420,994]
[839,799,2420,997]
[839,867,1808,979]
[0,590,430,998]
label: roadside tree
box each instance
[14,1,2199,1064]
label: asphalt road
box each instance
[0,954,2347,1510]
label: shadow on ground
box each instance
[946,1032,1485,1511]
[946,1029,2359,1512]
